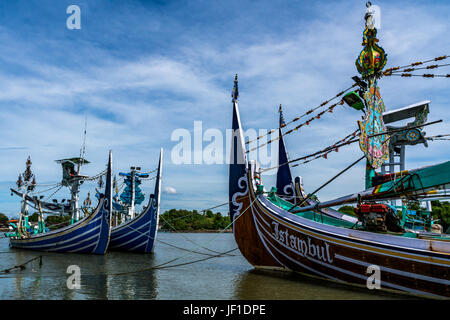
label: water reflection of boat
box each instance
[232,269,414,300]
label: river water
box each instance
[0,232,414,300]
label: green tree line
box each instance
[159,209,231,231]
[0,212,71,230]
[0,213,9,224]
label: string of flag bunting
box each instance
[426,134,450,141]
[259,119,442,173]
[383,54,450,78]
[260,128,360,173]
[247,99,347,154]
[244,83,358,151]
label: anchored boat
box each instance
[6,152,113,254]
[108,149,163,253]
[229,5,450,298]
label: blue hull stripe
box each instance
[67,242,98,254]
[10,152,113,255]
[129,241,147,251]
[111,220,151,242]
[109,150,162,253]
[112,232,147,248]
[13,220,102,249]
[109,200,157,253]
[48,233,100,252]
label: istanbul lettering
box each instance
[272,221,334,263]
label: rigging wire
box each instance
[260,128,360,173]
[426,134,450,141]
[245,83,358,148]
[383,54,449,74]
[386,63,450,74]
[260,120,442,173]
[385,73,450,78]
[288,155,366,212]
[77,115,88,175]
[247,100,346,154]
[28,183,63,196]
[111,197,258,276]
[41,185,64,203]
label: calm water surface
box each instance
[0,232,415,300]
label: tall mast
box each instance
[354,2,389,189]
[130,167,136,219]
[228,74,247,223]
[78,115,88,175]
[56,157,90,223]
[16,156,36,235]
[69,117,88,222]
[71,179,80,222]
[276,104,295,201]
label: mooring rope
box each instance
[110,217,237,257]
[159,214,234,256]
[0,255,43,274]
[157,239,237,257]
[110,197,257,276]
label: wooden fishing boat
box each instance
[229,5,450,298]
[108,149,163,253]
[7,152,113,254]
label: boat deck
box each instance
[267,192,450,241]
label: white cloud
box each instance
[164,186,177,194]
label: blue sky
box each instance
[0,0,449,217]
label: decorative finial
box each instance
[98,174,104,188]
[16,175,23,189]
[231,74,239,102]
[279,104,286,128]
[355,3,387,79]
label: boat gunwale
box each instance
[245,166,450,259]
[8,197,105,243]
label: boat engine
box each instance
[356,202,404,232]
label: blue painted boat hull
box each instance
[109,149,163,253]
[109,198,158,253]
[9,152,113,255]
